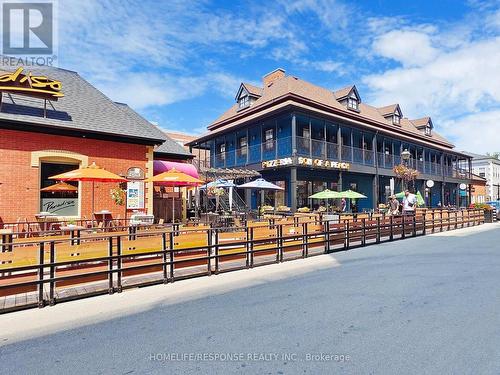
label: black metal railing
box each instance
[0,209,485,314]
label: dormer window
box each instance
[425,125,432,136]
[347,97,358,110]
[239,95,250,109]
[393,114,400,125]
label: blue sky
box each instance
[58,0,500,153]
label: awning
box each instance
[153,160,199,178]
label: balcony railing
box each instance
[209,136,470,179]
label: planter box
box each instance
[484,210,494,223]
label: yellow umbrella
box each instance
[40,181,78,192]
[145,169,204,222]
[144,168,204,186]
[50,162,127,217]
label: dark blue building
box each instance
[189,69,473,212]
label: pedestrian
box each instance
[388,195,399,215]
[402,189,417,215]
[341,198,346,212]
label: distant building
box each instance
[464,152,500,201]
[470,173,488,203]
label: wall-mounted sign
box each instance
[262,158,293,168]
[0,67,63,100]
[127,167,145,180]
[298,157,350,170]
[41,198,77,216]
[126,181,145,210]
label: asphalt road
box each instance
[1,224,499,375]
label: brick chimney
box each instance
[263,68,285,87]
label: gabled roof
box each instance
[235,82,263,101]
[0,63,167,144]
[198,71,455,150]
[377,104,402,117]
[333,85,361,102]
[411,116,432,129]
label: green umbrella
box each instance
[308,189,342,199]
[338,190,367,199]
[395,191,425,206]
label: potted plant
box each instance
[393,164,419,191]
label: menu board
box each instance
[126,181,145,209]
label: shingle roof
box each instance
[0,63,166,144]
[149,126,193,158]
[411,117,431,128]
[200,72,455,149]
[242,82,263,97]
[333,85,354,100]
[462,151,500,161]
[377,104,398,117]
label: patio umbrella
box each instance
[308,189,342,199]
[200,179,236,189]
[145,168,204,222]
[50,162,127,219]
[40,181,78,192]
[309,189,342,213]
[200,179,237,211]
[338,190,367,199]
[237,178,284,191]
[338,190,367,212]
[237,178,284,212]
[395,191,425,206]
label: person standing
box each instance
[388,195,400,215]
[402,190,417,215]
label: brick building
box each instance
[0,64,189,224]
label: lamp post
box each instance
[401,149,411,191]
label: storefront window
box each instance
[40,162,79,216]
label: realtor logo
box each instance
[1,0,57,66]
[2,1,52,54]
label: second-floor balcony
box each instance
[209,135,470,179]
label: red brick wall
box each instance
[0,129,150,223]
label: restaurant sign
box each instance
[298,157,350,170]
[40,198,77,216]
[0,67,63,99]
[262,158,293,168]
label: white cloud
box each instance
[364,37,500,115]
[364,6,500,154]
[441,110,500,153]
[372,29,439,67]
[98,73,208,109]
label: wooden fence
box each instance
[0,209,485,313]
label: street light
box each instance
[401,149,411,164]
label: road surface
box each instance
[1,223,499,374]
